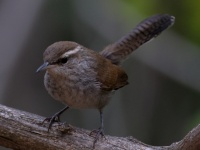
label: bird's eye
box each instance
[59,57,68,64]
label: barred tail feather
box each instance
[100,14,175,65]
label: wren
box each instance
[37,14,175,145]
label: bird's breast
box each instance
[44,68,112,109]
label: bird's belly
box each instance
[44,72,111,109]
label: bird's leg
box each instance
[90,109,105,147]
[42,106,69,131]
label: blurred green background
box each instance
[1,0,200,149]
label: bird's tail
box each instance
[100,14,175,65]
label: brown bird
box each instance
[37,14,175,144]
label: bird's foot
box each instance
[42,112,61,131]
[90,127,106,148]
[41,106,69,131]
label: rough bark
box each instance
[0,104,199,150]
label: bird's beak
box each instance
[36,62,49,73]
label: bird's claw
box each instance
[90,127,106,148]
[42,114,61,131]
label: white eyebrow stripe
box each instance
[61,46,82,57]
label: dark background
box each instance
[1,0,200,149]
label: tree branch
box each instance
[0,104,199,150]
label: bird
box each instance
[36,14,175,144]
